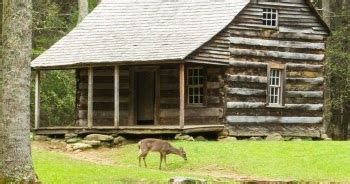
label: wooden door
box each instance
[135,71,155,125]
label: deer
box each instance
[138,138,187,170]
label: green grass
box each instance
[33,141,350,183]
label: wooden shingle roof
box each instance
[31,0,249,68]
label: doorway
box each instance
[135,71,155,125]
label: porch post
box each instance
[88,66,93,128]
[179,62,185,129]
[34,70,40,129]
[114,65,120,128]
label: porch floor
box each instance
[33,125,225,135]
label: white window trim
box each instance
[262,8,278,27]
[187,67,204,106]
[267,66,285,108]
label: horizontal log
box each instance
[257,2,308,8]
[230,37,325,50]
[230,48,325,61]
[286,91,323,98]
[79,110,128,119]
[229,60,268,68]
[207,96,220,104]
[79,83,128,90]
[286,63,323,71]
[227,123,322,137]
[160,97,178,105]
[207,82,220,89]
[279,26,327,35]
[227,87,266,96]
[226,116,323,124]
[286,77,324,85]
[227,102,266,109]
[226,74,267,83]
[285,104,323,111]
[79,96,128,104]
[159,108,223,118]
[230,29,325,41]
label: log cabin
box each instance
[31,0,330,137]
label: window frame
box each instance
[267,64,285,108]
[262,8,278,27]
[186,66,206,107]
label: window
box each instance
[263,8,278,27]
[268,69,282,106]
[187,67,204,105]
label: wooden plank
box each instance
[88,67,93,128]
[286,91,323,98]
[227,102,266,109]
[287,63,323,71]
[154,69,160,125]
[287,77,324,85]
[128,67,135,126]
[160,108,223,118]
[230,48,325,61]
[285,104,323,111]
[227,87,266,96]
[114,65,120,128]
[229,60,268,68]
[230,37,325,50]
[179,62,185,128]
[34,71,40,129]
[226,116,323,124]
[226,74,267,83]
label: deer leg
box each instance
[143,154,148,168]
[164,154,167,166]
[159,153,163,170]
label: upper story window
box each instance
[268,68,283,106]
[187,67,204,105]
[263,8,278,27]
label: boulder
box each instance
[114,136,127,145]
[65,133,78,139]
[175,134,194,141]
[71,143,92,150]
[218,128,229,138]
[321,133,332,141]
[265,133,283,141]
[218,136,237,141]
[81,140,101,146]
[169,177,207,184]
[194,136,207,141]
[66,138,81,144]
[84,134,114,142]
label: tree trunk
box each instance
[0,0,38,182]
[78,0,88,23]
[322,0,331,27]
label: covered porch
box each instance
[33,62,225,135]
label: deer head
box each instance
[179,147,187,160]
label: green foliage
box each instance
[33,141,350,183]
[39,70,76,126]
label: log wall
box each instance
[76,64,224,127]
[223,0,327,136]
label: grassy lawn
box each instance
[33,141,350,183]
